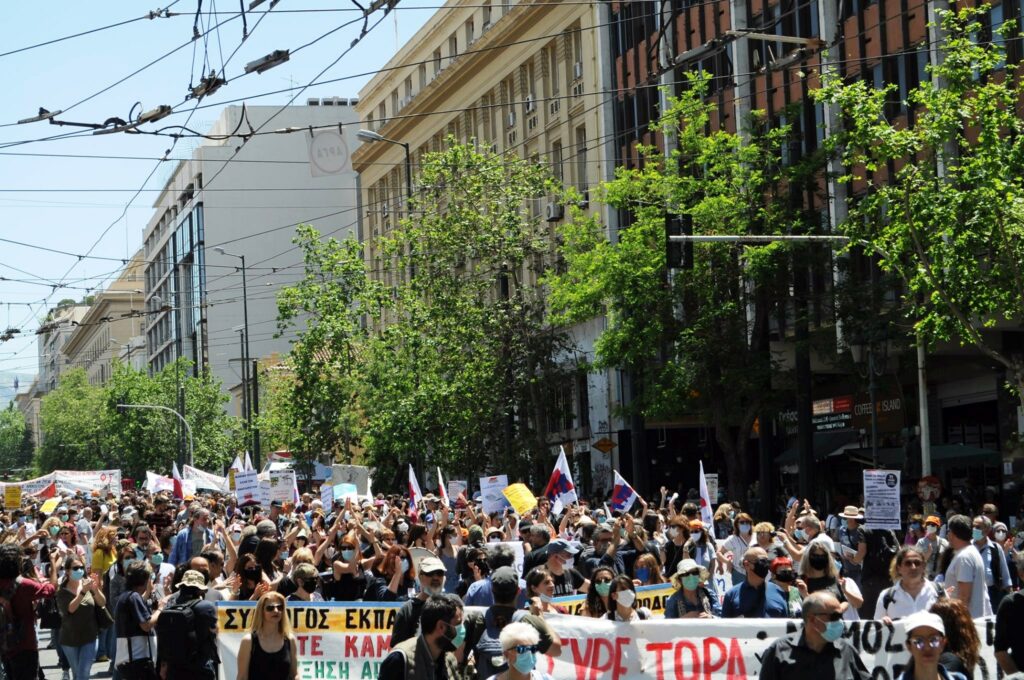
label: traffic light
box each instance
[666,214,693,269]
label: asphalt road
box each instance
[37,628,113,680]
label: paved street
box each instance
[36,629,112,680]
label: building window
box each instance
[418,63,427,89]
[465,19,474,46]
[449,34,458,61]
[574,125,588,194]
[377,101,386,127]
[482,0,492,27]
[433,49,442,75]
[547,42,560,96]
[551,140,563,185]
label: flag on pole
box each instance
[243,453,254,472]
[698,460,715,528]
[543,446,578,515]
[408,464,423,507]
[229,455,244,473]
[437,467,450,506]
[172,462,184,501]
[610,470,639,513]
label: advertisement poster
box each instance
[864,469,901,530]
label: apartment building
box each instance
[62,251,146,384]
[36,303,90,395]
[352,0,622,492]
[140,103,361,413]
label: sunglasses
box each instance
[908,635,943,650]
[594,578,613,584]
[901,560,924,568]
[814,612,843,622]
[513,645,539,654]
[265,604,284,612]
[681,570,700,577]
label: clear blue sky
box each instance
[0,1,434,385]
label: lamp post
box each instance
[850,336,886,468]
[356,129,412,204]
[116,403,194,467]
[214,247,258,469]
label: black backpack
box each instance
[155,597,202,671]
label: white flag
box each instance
[698,460,715,528]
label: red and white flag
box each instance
[698,460,715,528]
[611,470,639,514]
[172,462,184,500]
[228,455,245,473]
[437,467,450,506]
[543,446,578,515]
[408,464,423,507]
[243,452,254,472]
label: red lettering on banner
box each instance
[612,637,629,679]
[344,635,359,657]
[376,635,390,657]
[702,637,726,680]
[569,638,592,679]
[295,635,322,655]
[674,640,700,680]
[644,641,672,680]
[725,638,747,679]
[359,636,376,656]
[588,638,614,680]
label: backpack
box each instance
[0,578,22,655]
[155,597,202,671]
[863,529,899,579]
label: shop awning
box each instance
[929,443,1001,465]
[776,430,861,467]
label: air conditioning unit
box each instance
[481,20,491,30]
[573,61,583,80]
[525,95,536,112]
[507,111,517,128]
[400,96,412,108]
[545,203,564,221]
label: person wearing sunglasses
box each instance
[897,611,968,680]
[485,621,553,680]
[874,547,946,623]
[235,592,298,680]
[757,592,870,680]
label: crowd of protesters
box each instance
[0,483,1020,679]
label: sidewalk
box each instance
[37,629,113,680]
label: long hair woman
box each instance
[235,592,298,680]
[928,598,980,677]
[581,566,615,618]
[56,554,106,680]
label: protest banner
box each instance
[479,474,511,514]
[145,471,174,494]
[183,465,228,492]
[215,601,1000,680]
[333,483,359,502]
[864,469,902,530]
[53,469,122,496]
[235,470,259,505]
[4,485,21,510]
[331,464,371,495]
[270,469,297,503]
[320,483,334,509]
[552,583,674,618]
[502,483,537,516]
[447,479,468,502]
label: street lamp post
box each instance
[116,403,194,467]
[214,247,257,469]
[356,129,412,203]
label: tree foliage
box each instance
[0,405,33,473]
[815,6,1024,408]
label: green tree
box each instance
[37,368,108,472]
[0,405,32,473]
[814,7,1024,409]
[546,79,795,500]
[275,225,380,481]
[361,140,578,485]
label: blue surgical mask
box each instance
[70,568,85,580]
[793,529,807,542]
[341,549,356,562]
[822,620,845,642]
[910,522,921,532]
[972,528,985,542]
[512,650,536,674]
[635,567,651,582]
[450,622,466,648]
[151,553,163,566]
[401,558,410,574]
[595,582,611,597]
[682,575,700,590]
[739,523,751,534]
[539,593,553,603]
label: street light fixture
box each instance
[357,129,412,204]
[213,246,257,468]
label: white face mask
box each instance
[396,523,409,533]
[995,531,1007,541]
[615,589,636,608]
[563,557,574,570]
[926,525,938,536]
[488,537,502,544]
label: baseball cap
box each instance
[924,515,942,526]
[491,566,519,601]
[548,539,578,555]
[901,611,945,637]
[179,570,209,591]
[419,557,447,575]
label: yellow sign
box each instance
[228,469,236,491]
[502,483,538,516]
[4,486,21,510]
[552,582,674,617]
[40,498,59,515]
[592,437,616,454]
[218,603,396,634]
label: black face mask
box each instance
[774,569,796,583]
[243,568,262,581]
[750,558,770,579]
[438,622,458,652]
[808,553,829,571]
[302,579,319,592]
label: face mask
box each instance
[341,549,356,562]
[325,547,336,560]
[668,527,681,538]
[151,553,164,566]
[595,582,611,597]
[396,523,408,533]
[563,557,574,570]
[539,593,553,603]
[615,589,636,608]
[972,528,985,542]
[996,530,1007,541]
[512,650,536,674]
[59,515,68,522]
[774,569,796,584]
[280,550,289,560]
[448,512,455,522]
[449,622,466,648]
[834,560,843,574]
[751,558,770,579]
[808,553,829,571]
[16,518,24,526]
[244,568,262,581]
[910,523,921,532]
[400,559,410,574]
[123,558,137,568]
[422,583,444,597]
[635,567,651,582]
[822,620,845,642]
[739,523,751,534]
[793,529,807,542]
[682,575,700,590]
[728,511,736,519]
[488,537,502,544]
[49,526,60,537]
[230,531,242,542]
[303,579,319,592]
[71,568,85,580]
[926,525,938,535]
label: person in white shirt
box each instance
[914,516,948,578]
[718,513,755,586]
[874,547,945,622]
[943,514,992,618]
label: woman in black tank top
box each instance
[235,592,298,680]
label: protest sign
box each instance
[333,483,359,502]
[215,601,1000,680]
[39,498,59,515]
[235,470,259,505]
[502,483,537,516]
[269,469,296,503]
[320,484,334,509]
[479,474,511,514]
[330,465,371,495]
[183,465,228,492]
[4,486,21,510]
[145,471,174,494]
[228,469,236,491]
[704,473,719,503]
[864,469,901,530]
[447,479,468,502]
